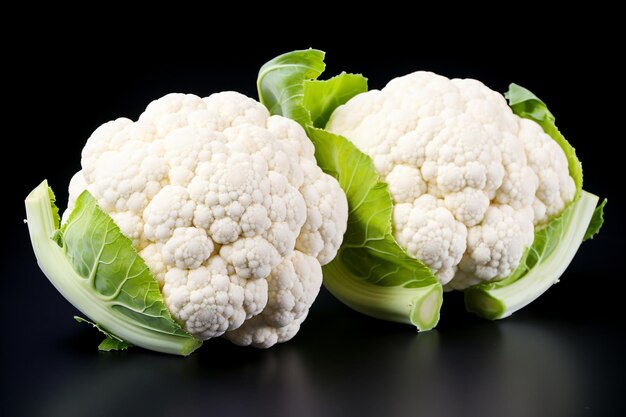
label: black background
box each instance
[4,20,625,417]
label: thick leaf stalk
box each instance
[25,181,201,355]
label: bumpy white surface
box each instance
[63,92,348,347]
[327,72,575,290]
[224,251,322,347]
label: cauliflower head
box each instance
[63,92,348,348]
[327,72,575,290]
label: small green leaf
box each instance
[98,337,132,351]
[75,316,133,351]
[584,198,607,241]
[48,186,60,229]
[304,73,368,128]
[257,49,326,127]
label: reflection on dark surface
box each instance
[15,296,619,417]
[3,239,623,417]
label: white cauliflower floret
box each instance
[225,250,321,348]
[162,227,214,269]
[266,116,349,265]
[110,212,144,249]
[64,171,88,224]
[63,92,348,347]
[81,120,169,214]
[143,185,195,241]
[225,314,308,349]
[219,236,281,280]
[420,117,504,203]
[161,257,261,339]
[296,160,349,265]
[385,165,427,204]
[394,195,467,285]
[139,243,166,285]
[328,71,575,289]
[518,118,576,225]
[448,206,535,290]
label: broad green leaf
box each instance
[307,127,436,288]
[309,127,441,329]
[60,190,192,337]
[25,181,202,355]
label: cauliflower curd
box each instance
[327,72,576,290]
[64,92,348,348]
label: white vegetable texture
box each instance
[327,72,575,290]
[63,92,348,348]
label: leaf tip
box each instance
[583,197,607,241]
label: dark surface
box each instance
[3,269,625,417]
[5,22,625,417]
